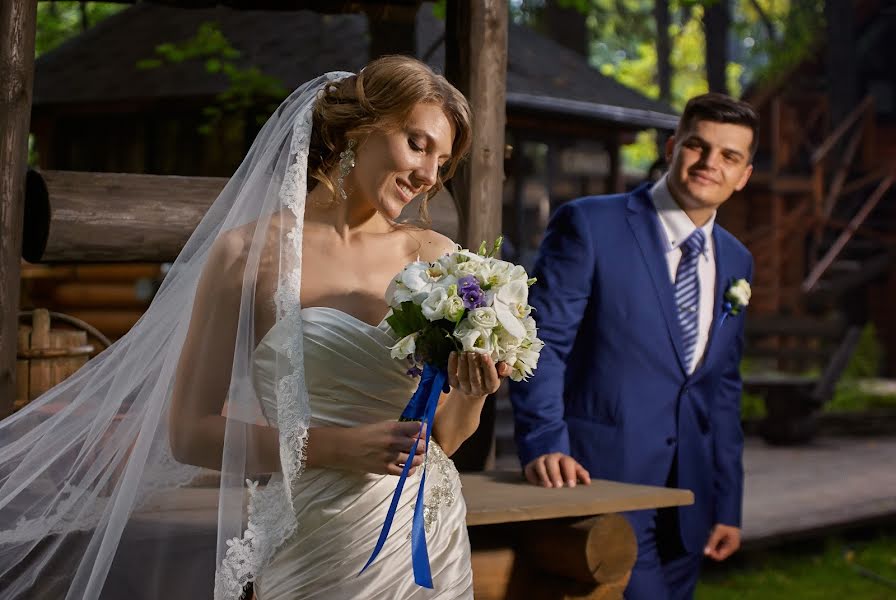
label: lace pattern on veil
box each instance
[213,74,345,599]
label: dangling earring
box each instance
[336,139,356,201]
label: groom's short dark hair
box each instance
[678,93,760,158]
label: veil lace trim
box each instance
[213,74,345,599]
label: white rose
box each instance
[421,287,449,321]
[453,322,494,355]
[389,332,418,360]
[728,279,751,306]
[444,293,466,323]
[467,307,498,330]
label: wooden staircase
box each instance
[733,87,896,442]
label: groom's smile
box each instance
[665,119,754,225]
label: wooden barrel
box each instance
[15,309,111,411]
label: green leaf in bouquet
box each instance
[385,302,428,338]
[416,324,457,370]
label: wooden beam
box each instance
[803,173,895,292]
[0,0,38,417]
[445,0,508,250]
[24,170,226,263]
[810,95,874,166]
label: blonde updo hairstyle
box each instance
[307,55,473,222]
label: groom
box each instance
[509,93,757,599]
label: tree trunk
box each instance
[654,0,672,105]
[444,0,507,250]
[703,0,730,95]
[0,0,38,417]
[444,0,507,472]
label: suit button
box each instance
[666,437,677,446]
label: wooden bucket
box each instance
[15,309,112,411]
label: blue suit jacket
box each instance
[509,184,753,553]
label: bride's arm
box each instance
[169,232,426,475]
[169,232,282,472]
[433,352,510,456]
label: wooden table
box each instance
[12,472,690,599]
[462,471,693,600]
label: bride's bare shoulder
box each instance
[403,227,457,263]
[203,214,287,283]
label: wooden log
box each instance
[0,0,38,417]
[24,170,226,263]
[50,282,151,309]
[469,515,636,600]
[20,263,164,282]
[445,0,507,250]
[24,170,463,262]
[518,514,636,585]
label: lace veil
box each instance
[0,71,349,599]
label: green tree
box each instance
[515,1,824,171]
[137,22,288,135]
[35,2,125,57]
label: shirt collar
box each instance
[650,174,715,255]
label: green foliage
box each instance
[697,535,896,600]
[514,1,826,173]
[740,390,767,420]
[823,324,896,413]
[35,2,125,57]
[137,22,287,135]
[387,302,458,369]
[842,324,883,380]
[432,0,447,20]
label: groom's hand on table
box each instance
[704,524,741,561]
[524,453,591,488]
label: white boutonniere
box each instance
[724,278,751,316]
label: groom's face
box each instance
[665,119,754,216]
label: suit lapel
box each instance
[692,228,733,380]
[626,186,688,374]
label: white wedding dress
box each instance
[250,306,473,599]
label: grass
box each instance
[697,534,896,600]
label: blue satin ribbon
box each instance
[361,363,449,588]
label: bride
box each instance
[0,56,508,599]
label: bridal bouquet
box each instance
[363,239,543,589]
[384,237,544,383]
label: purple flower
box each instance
[458,275,486,309]
[406,365,424,378]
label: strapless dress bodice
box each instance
[252,306,418,426]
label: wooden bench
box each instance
[743,315,863,444]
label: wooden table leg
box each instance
[471,513,637,600]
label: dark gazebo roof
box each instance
[33,3,678,130]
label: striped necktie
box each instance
[675,229,705,371]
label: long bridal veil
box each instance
[0,72,350,599]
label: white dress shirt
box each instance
[650,175,716,374]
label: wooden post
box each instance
[445,0,508,250]
[0,0,38,417]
